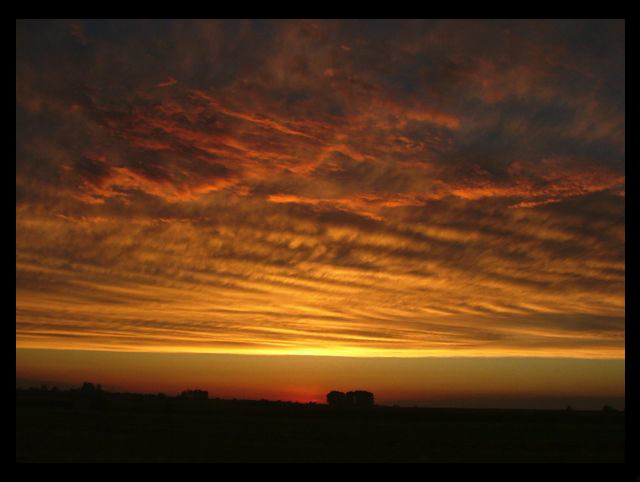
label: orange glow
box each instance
[16,20,624,407]
[16,349,624,409]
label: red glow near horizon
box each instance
[17,20,624,410]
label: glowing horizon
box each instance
[16,349,624,410]
[17,20,624,408]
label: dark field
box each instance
[16,392,625,463]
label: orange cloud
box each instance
[16,20,625,363]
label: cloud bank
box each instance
[16,19,624,358]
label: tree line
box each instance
[326,390,374,407]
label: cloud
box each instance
[16,20,624,358]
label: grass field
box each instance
[16,394,625,463]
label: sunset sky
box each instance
[16,19,625,409]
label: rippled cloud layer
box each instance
[16,20,624,358]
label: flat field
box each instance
[16,395,624,463]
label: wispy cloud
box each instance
[16,20,624,358]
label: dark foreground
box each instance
[16,392,624,463]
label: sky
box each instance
[16,19,625,409]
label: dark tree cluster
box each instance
[81,382,103,393]
[326,390,374,407]
[179,389,208,400]
[77,381,107,409]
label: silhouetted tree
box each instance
[81,382,96,393]
[326,390,347,406]
[347,390,374,407]
[327,390,374,407]
[77,382,107,410]
[80,382,104,393]
[179,389,208,400]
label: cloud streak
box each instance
[16,19,624,359]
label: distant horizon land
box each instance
[16,347,625,411]
[16,377,625,412]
